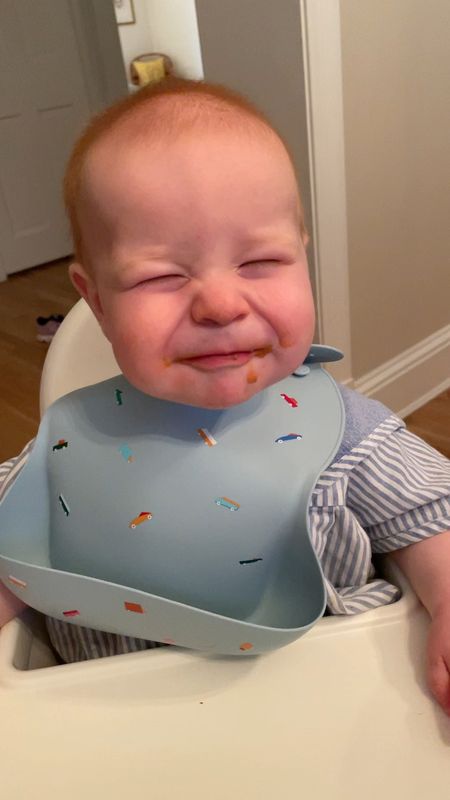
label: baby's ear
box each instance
[69,262,105,326]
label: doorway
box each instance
[0,0,127,280]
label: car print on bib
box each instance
[275,433,303,444]
[129,511,153,529]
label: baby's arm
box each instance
[390,530,450,715]
[0,441,34,627]
[0,581,26,627]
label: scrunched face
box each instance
[71,127,315,408]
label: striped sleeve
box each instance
[0,440,35,502]
[46,616,166,663]
[345,421,450,553]
[309,415,449,616]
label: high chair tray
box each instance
[0,570,449,800]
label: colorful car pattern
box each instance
[215,496,240,511]
[119,444,135,463]
[39,372,316,655]
[129,511,153,529]
[52,439,68,451]
[8,575,27,589]
[275,433,303,443]
[197,427,217,446]
[280,393,298,408]
[124,601,144,613]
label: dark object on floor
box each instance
[36,314,65,342]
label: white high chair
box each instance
[0,299,449,799]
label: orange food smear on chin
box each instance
[247,368,258,384]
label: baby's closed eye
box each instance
[136,273,189,289]
[238,259,282,277]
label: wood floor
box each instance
[0,260,449,463]
[0,259,78,461]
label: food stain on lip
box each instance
[163,357,172,367]
[254,345,272,358]
[176,346,271,365]
[177,351,255,369]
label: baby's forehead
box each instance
[77,95,303,254]
[84,130,299,233]
[83,95,293,187]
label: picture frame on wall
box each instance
[114,0,136,26]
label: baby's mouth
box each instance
[179,351,254,369]
[177,346,272,370]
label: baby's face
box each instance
[75,128,315,408]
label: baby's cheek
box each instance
[260,279,314,347]
[107,328,153,389]
[282,300,315,351]
[279,334,297,349]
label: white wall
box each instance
[116,0,153,78]
[116,0,203,81]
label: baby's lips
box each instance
[176,343,273,362]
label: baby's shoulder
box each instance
[334,384,401,462]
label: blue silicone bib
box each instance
[0,346,344,655]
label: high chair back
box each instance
[40,299,119,414]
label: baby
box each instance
[1,78,449,711]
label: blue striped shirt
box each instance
[1,388,449,661]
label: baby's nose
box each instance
[190,279,250,326]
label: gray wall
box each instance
[195,0,317,302]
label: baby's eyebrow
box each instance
[114,248,171,269]
[106,254,170,287]
[237,232,299,250]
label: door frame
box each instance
[299,0,353,383]
[68,0,127,111]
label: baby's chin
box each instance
[158,381,262,410]
[174,367,281,409]
[125,371,271,409]
[121,353,308,409]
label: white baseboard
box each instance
[351,325,450,418]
